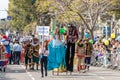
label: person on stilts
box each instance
[65,24,78,75]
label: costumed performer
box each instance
[65,24,78,75]
[24,39,32,70]
[31,37,40,70]
[1,35,11,64]
[47,27,66,75]
[75,39,86,73]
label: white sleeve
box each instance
[45,50,49,55]
[39,48,42,54]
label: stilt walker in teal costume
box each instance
[47,27,66,75]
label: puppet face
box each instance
[33,38,39,44]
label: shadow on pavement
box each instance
[0,77,16,80]
[26,69,40,72]
[4,67,26,73]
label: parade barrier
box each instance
[110,50,120,70]
[92,49,120,70]
[117,51,120,70]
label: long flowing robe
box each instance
[47,35,66,71]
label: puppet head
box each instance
[1,35,9,45]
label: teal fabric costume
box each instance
[47,38,66,71]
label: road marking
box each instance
[31,77,35,80]
[99,77,105,79]
[15,70,18,73]
[21,65,36,80]
[87,73,97,76]
[88,73,105,79]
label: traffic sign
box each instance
[7,16,12,20]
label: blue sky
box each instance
[0,0,9,19]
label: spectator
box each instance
[13,41,22,65]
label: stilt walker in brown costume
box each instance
[31,37,40,70]
[65,24,78,75]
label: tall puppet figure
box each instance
[1,35,11,64]
[66,24,78,75]
[47,27,66,75]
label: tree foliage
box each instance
[9,0,37,32]
[8,0,120,36]
[110,0,120,19]
[55,0,113,39]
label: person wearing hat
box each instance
[1,36,12,64]
[24,39,32,70]
[76,39,86,73]
[65,24,79,75]
[31,37,40,70]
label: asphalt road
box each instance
[0,65,120,80]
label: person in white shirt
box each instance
[39,40,49,78]
[13,41,22,65]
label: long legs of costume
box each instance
[66,42,75,72]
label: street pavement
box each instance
[0,64,120,80]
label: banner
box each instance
[36,26,49,36]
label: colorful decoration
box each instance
[84,33,89,38]
[111,33,116,39]
[104,40,109,46]
[116,35,120,41]
[102,38,106,43]
[108,38,111,41]
[1,35,11,58]
[98,53,103,57]
[89,39,94,44]
[60,28,66,34]
[94,36,99,42]
[2,35,9,40]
